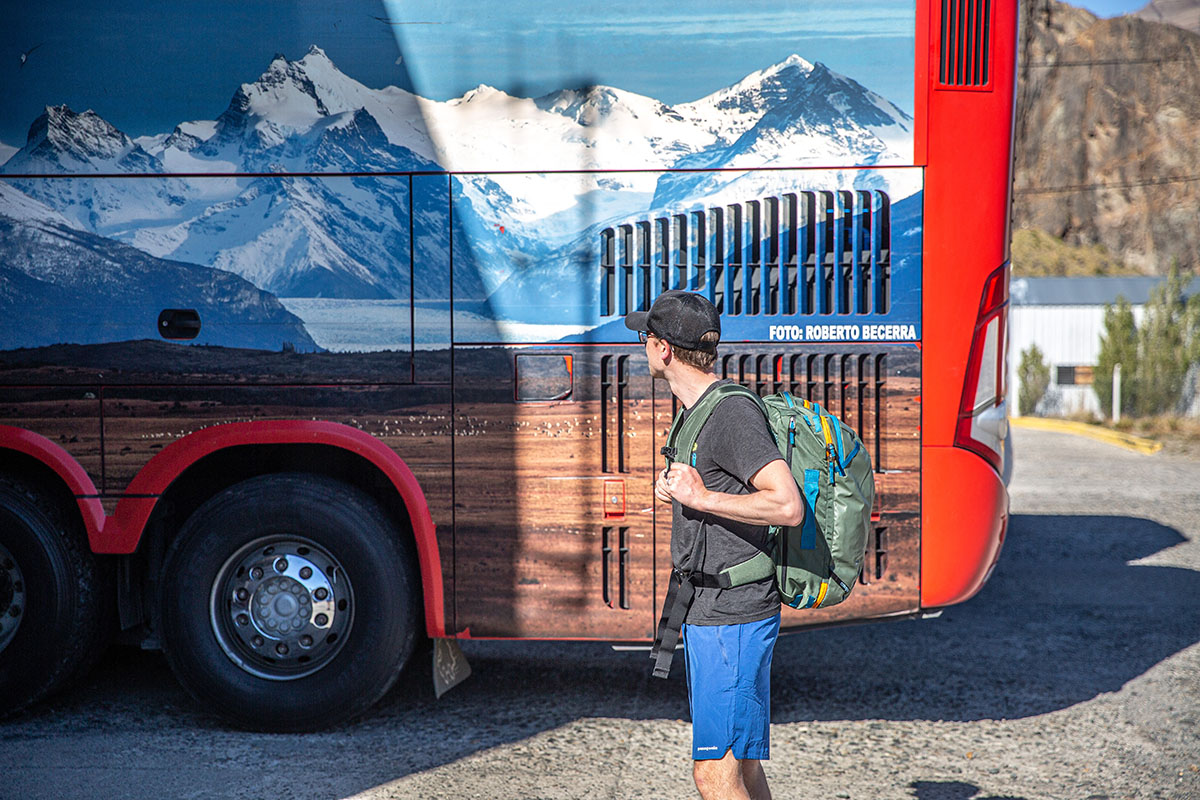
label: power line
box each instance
[1014,173,1200,196]
[1024,56,1199,67]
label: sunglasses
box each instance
[638,330,655,344]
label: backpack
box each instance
[650,383,875,678]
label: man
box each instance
[625,290,803,800]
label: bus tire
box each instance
[159,472,419,732]
[0,475,108,718]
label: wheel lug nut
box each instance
[250,567,263,580]
[236,614,249,626]
[299,566,312,579]
[276,643,289,656]
[252,636,264,647]
[300,635,313,647]
[275,558,288,573]
[236,588,249,602]
[314,588,328,601]
[315,613,328,626]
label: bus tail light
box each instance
[955,263,1009,472]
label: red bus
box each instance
[0,0,1013,730]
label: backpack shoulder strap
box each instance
[666,383,763,466]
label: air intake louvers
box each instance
[601,191,891,318]
[939,0,992,88]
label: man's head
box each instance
[625,290,721,373]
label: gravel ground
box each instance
[0,425,1197,800]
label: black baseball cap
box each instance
[624,290,721,350]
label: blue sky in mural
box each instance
[0,0,915,150]
[384,0,915,106]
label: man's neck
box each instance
[667,366,719,409]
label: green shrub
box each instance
[1018,344,1050,416]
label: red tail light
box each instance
[955,263,1010,472]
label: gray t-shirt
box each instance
[671,379,783,625]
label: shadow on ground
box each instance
[911,780,1028,800]
[1,513,1195,798]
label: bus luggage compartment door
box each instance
[451,346,657,640]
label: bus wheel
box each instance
[0,475,108,717]
[159,473,419,732]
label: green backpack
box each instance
[663,383,876,610]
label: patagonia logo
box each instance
[696,746,720,752]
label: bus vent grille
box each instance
[600,354,630,474]
[600,191,890,318]
[720,351,887,472]
[939,0,992,88]
[859,526,889,585]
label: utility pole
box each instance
[1113,363,1122,422]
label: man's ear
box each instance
[660,339,672,364]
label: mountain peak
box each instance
[772,53,817,74]
[458,84,509,103]
[297,45,340,75]
[1,103,164,176]
[26,105,132,158]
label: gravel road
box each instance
[1,425,1197,800]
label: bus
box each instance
[0,0,1014,730]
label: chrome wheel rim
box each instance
[209,536,354,681]
[0,542,25,655]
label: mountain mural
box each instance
[0,184,316,351]
[0,45,919,346]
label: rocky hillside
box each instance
[1134,0,1200,35]
[1014,0,1200,273]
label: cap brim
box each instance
[624,311,649,332]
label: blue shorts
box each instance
[682,612,781,761]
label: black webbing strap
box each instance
[650,570,695,679]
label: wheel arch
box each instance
[0,425,105,543]
[115,421,446,638]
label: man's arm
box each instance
[657,459,803,527]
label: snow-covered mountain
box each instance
[0,184,317,351]
[1,46,915,318]
[3,106,200,234]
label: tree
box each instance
[1018,344,1050,416]
[1134,264,1191,416]
[1094,296,1137,419]
[1185,284,1200,367]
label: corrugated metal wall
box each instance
[1008,305,1147,417]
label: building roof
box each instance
[1010,276,1200,306]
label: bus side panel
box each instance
[0,387,104,495]
[653,344,922,631]
[452,346,658,640]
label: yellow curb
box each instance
[1010,416,1164,455]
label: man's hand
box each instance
[656,462,708,508]
[656,458,803,527]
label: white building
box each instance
[1008,276,1200,418]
